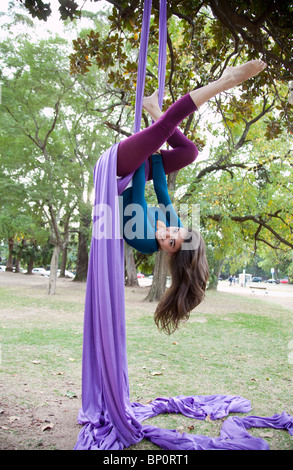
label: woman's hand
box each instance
[156,220,166,231]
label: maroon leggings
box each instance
[117,93,198,179]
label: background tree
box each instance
[0,11,113,292]
[8,0,293,293]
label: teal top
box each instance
[121,154,183,254]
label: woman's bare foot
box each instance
[142,90,164,121]
[221,59,267,89]
[142,90,160,112]
[189,59,267,108]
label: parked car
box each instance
[64,270,75,279]
[280,278,288,284]
[0,265,6,272]
[32,268,49,276]
[137,273,144,278]
[265,278,279,284]
[57,269,75,279]
[252,277,262,282]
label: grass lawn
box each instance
[0,272,292,450]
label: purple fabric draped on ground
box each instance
[73,144,293,450]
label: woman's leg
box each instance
[159,130,198,176]
[117,60,267,177]
[117,93,196,176]
[142,91,198,178]
[189,59,267,108]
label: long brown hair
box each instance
[154,229,209,334]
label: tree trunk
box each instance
[144,168,179,301]
[27,255,34,275]
[216,258,224,285]
[15,259,20,273]
[144,170,178,302]
[48,245,61,295]
[59,212,70,278]
[145,250,168,302]
[6,237,14,272]
[125,243,138,286]
[59,245,67,277]
[208,258,224,290]
[74,204,91,282]
[74,229,89,282]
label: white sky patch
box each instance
[0,0,109,40]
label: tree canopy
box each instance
[17,0,293,74]
[2,0,293,290]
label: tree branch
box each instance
[208,213,293,249]
[195,162,247,183]
[234,98,275,150]
[103,121,132,137]
[43,99,61,149]
[48,203,64,249]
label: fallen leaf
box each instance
[150,371,163,376]
[32,360,41,364]
[68,358,75,362]
[259,431,274,439]
[65,391,77,399]
[205,414,212,423]
[199,354,208,360]
[42,422,54,432]
[8,416,20,423]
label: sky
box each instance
[0,0,109,39]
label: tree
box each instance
[15,0,293,294]
[0,176,50,273]
[0,13,112,292]
[18,0,293,75]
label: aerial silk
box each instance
[74,0,293,450]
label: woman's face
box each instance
[155,226,188,254]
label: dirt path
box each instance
[217,281,293,311]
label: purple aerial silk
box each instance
[74,0,293,450]
[74,143,293,451]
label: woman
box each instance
[118,60,267,333]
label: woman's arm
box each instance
[124,162,158,253]
[151,154,172,207]
[130,162,149,237]
[156,219,167,230]
[151,154,182,227]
